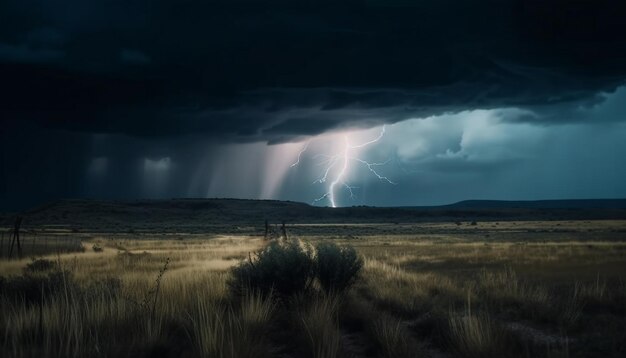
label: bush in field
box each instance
[0,258,80,304]
[24,258,58,273]
[0,270,76,304]
[229,239,363,300]
[315,242,363,294]
[229,239,315,299]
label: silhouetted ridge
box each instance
[444,199,626,210]
[3,198,624,232]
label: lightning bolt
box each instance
[327,136,350,207]
[290,141,309,168]
[291,125,395,207]
[348,125,386,149]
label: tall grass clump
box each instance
[0,272,135,357]
[447,296,507,358]
[477,267,550,306]
[476,266,551,320]
[315,242,363,295]
[187,291,275,358]
[298,294,342,358]
[187,299,224,357]
[578,274,607,302]
[559,283,585,329]
[229,239,315,299]
[448,313,505,358]
[369,314,420,358]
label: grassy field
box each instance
[1,220,625,357]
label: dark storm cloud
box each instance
[1,0,626,142]
[119,49,152,65]
[0,43,64,63]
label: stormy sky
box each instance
[1,0,626,210]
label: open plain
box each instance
[1,200,625,357]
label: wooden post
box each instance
[9,217,20,260]
[8,217,23,260]
[281,220,287,239]
[0,231,4,259]
[264,220,269,239]
[31,231,37,256]
[8,232,14,259]
[16,218,23,260]
[6,230,11,258]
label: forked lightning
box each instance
[291,126,395,207]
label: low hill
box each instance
[443,199,626,210]
[2,198,624,232]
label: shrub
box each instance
[24,258,58,273]
[229,239,315,299]
[315,242,363,294]
[92,244,104,252]
[0,270,76,304]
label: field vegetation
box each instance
[1,220,625,357]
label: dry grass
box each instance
[187,291,275,358]
[1,220,625,357]
[370,313,420,358]
[298,294,342,358]
[447,309,506,358]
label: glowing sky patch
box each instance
[291,126,395,207]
